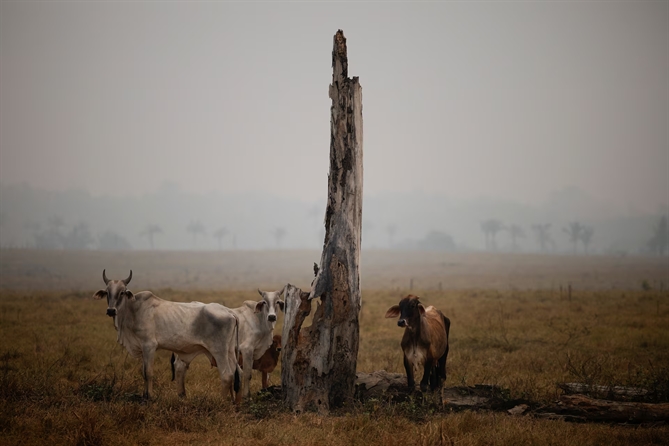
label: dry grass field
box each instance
[0,250,668,445]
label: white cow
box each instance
[232,289,285,399]
[172,288,285,402]
[93,270,241,401]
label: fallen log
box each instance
[261,370,669,424]
[558,382,650,401]
[355,371,516,410]
[536,394,669,423]
[354,371,669,423]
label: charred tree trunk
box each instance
[281,30,363,414]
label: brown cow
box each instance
[385,295,450,392]
[252,334,282,389]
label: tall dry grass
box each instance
[1,280,668,445]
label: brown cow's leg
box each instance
[438,346,448,384]
[262,371,268,389]
[420,362,432,392]
[403,356,415,389]
[429,362,440,391]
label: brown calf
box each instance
[385,295,450,392]
[252,334,282,389]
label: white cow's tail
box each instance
[233,314,241,393]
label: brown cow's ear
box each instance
[385,305,400,318]
[93,290,107,300]
[418,304,426,315]
[254,300,267,313]
[277,300,285,312]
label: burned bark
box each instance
[281,30,363,414]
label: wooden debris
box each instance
[558,382,650,401]
[508,404,530,416]
[536,394,669,423]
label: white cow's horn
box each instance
[122,270,132,285]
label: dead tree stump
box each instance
[281,30,363,414]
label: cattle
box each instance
[177,334,282,390]
[93,270,241,401]
[385,295,450,392]
[172,288,284,402]
[252,334,282,389]
[232,289,284,399]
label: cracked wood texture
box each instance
[281,30,363,414]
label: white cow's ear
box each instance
[385,305,400,318]
[277,300,285,312]
[93,290,107,300]
[254,300,267,313]
[126,290,135,300]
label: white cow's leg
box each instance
[142,345,157,400]
[173,355,190,397]
[207,346,238,404]
[214,355,236,403]
[241,348,254,399]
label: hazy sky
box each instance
[1,1,667,212]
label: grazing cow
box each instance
[252,334,282,389]
[93,270,241,401]
[385,295,450,392]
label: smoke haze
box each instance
[1,2,667,253]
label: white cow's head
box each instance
[93,269,133,318]
[256,288,285,324]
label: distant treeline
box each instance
[0,182,666,255]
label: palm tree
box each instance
[213,227,229,250]
[506,224,525,252]
[271,227,287,248]
[140,224,162,250]
[186,221,206,248]
[563,221,584,254]
[481,219,504,251]
[580,226,594,254]
[531,223,553,253]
